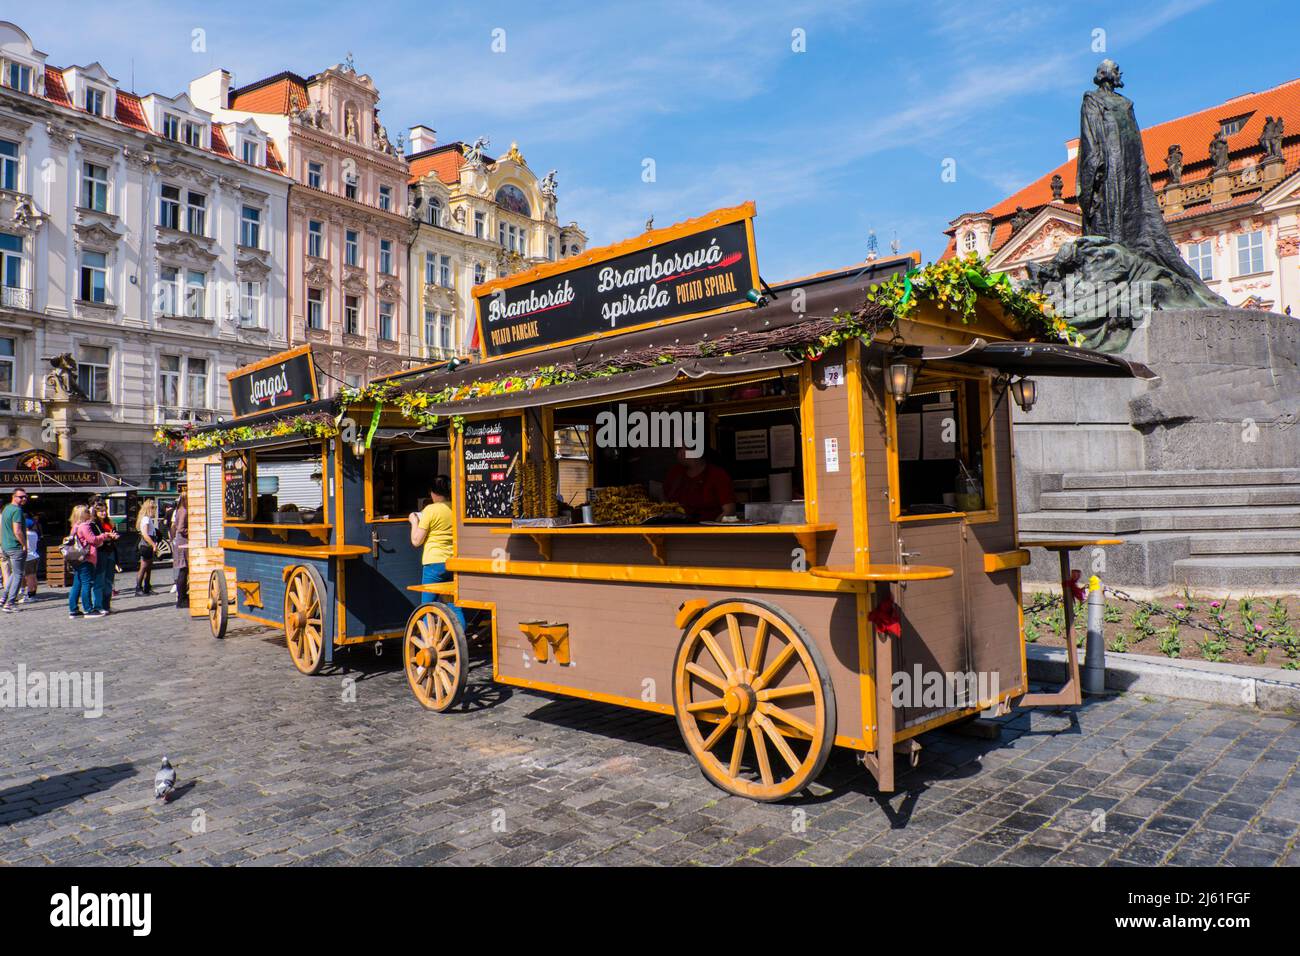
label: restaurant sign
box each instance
[473,203,760,361]
[228,346,319,419]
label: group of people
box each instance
[0,486,189,617]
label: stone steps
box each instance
[1039,485,1300,511]
[1060,468,1300,490]
[1019,506,1300,534]
[1174,556,1300,590]
[1188,532,1300,555]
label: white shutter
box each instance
[258,461,323,510]
[205,463,223,546]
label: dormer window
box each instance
[3,62,33,94]
[182,121,204,148]
[963,231,976,252]
[84,86,106,117]
[427,197,443,226]
[162,113,180,141]
[241,139,261,166]
[1220,114,1251,137]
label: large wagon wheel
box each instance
[672,599,836,802]
[283,565,327,675]
[207,569,228,640]
[403,603,468,712]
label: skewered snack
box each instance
[590,485,684,525]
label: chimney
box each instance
[1065,137,1079,161]
[189,68,232,113]
[408,125,436,155]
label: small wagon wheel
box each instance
[403,603,468,712]
[672,599,836,802]
[207,569,228,640]
[283,565,327,675]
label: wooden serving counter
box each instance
[490,522,837,565]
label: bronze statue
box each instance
[1166,144,1183,185]
[1260,116,1284,161]
[1050,174,1064,201]
[1209,130,1229,172]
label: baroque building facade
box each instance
[196,60,413,394]
[944,76,1300,316]
[0,20,290,481]
[405,128,587,359]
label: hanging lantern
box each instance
[887,362,917,403]
[1010,377,1037,412]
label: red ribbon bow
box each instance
[868,593,902,637]
[1067,569,1086,603]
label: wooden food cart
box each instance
[370,204,1152,801]
[163,345,454,674]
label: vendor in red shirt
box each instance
[664,448,736,521]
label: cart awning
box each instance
[907,339,1156,379]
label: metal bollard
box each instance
[1082,575,1106,695]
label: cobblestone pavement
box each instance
[1,591,1298,866]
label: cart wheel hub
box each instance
[723,685,755,716]
[415,647,433,668]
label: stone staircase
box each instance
[1019,468,1300,594]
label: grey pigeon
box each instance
[154,757,177,801]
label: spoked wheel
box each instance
[207,569,228,640]
[672,599,836,802]
[283,565,327,675]
[403,603,468,712]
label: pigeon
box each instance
[154,757,177,802]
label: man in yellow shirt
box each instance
[408,475,466,630]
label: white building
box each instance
[0,21,290,483]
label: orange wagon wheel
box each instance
[672,599,836,802]
[403,603,468,712]
[283,565,327,675]
[207,569,228,640]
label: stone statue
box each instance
[1026,60,1224,351]
[1209,130,1229,172]
[1166,144,1183,184]
[345,108,358,142]
[1260,116,1284,161]
[645,215,654,232]
[1009,205,1032,234]
[540,169,558,196]
[1050,174,1063,201]
[463,136,489,165]
[44,353,88,401]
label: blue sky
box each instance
[12,0,1299,280]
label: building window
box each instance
[182,121,203,148]
[308,219,324,258]
[240,281,262,327]
[241,139,261,165]
[379,239,393,275]
[344,174,358,201]
[427,197,442,226]
[0,337,14,402]
[498,221,506,247]
[345,229,359,267]
[343,295,359,335]
[1185,240,1214,281]
[306,288,323,329]
[240,205,261,248]
[159,354,180,410]
[77,346,110,402]
[519,231,528,257]
[186,191,206,235]
[162,114,180,141]
[1236,230,1265,275]
[379,301,394,341]
[0,139,18,191]
[307,161,323,189]
[79,251,107,303]
[84,86,105,117]
[963,231,977,252]
[473,262,485,286]
[156,266,180,315]
[423,311,450,353]
[4,63,33,93]
[439,255,451,288]
[439,318,451,352]
[423,309,436,349]
[81,162,108,212]
[1220,115,1250,137]
[0,232,22,291]
[159,184,180,230]
[379,185,392,212]
[547,236,556,261]
[474,211,485,238]
[184,270,206,318]
[424,251,436,285]
[159,355,208,412]
[186,357,208,409]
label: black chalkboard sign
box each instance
[462,416,522,520]
[228,346,318,418]
[223,453,249,520]
[474,204,759,360]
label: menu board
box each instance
[462,416,522,520]
[223,453,249,520]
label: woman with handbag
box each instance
[91,503,119,613]
[66,503,115,619]
[134,499,158,596]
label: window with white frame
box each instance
[1185,240,1214,281]
[3,62,33,94]
[159,354,208,413]
[343,295,359,335]
[84,86,105,117]
[379,300,394,340]
[0,139,18,191]
[344,229,358,266]
[474,211,485,238]
[182,121,203,148]
[241,139,261,166]
[427,197,442,226]
[159,354,180,410]
[344,173,357,201]
[379,239,392,275]
[423,309,436,349]
[439,254,451,287]
[1236,231,1265,275]
[0,337,14,404]
[156,266,180,315]
[240,280,262,327]
[498,221,506,247]
[239,205,261,248]
[307,161,323,189]
[473,262,485,286]
[79,250,107,303]
[77,346,110,401]
[184,270,206,318]
[162,114,180,141]
[185,356,208,409]
[306,287,323,329]
[547,236,556,261]
[159,184,180,229]
[439,317,451,352]
[0,232,22,291]
[963,231,977,252]
[186,190,206,235]
[424,251,436,285]
[81,162,108,212]
[379,185,392,211]
[308,219,324,258]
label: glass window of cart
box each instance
[369,436,450,520]
[223,444,326,524]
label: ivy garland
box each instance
[154,411,339,453]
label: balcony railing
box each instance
[0,396,44,416]
[1,285,33,311]
[157,406,216,425]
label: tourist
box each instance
[408,475,466,630]
[67,504,115,619]
[171,485,189,609]
[91,502,118,613]
[134,499,158,596]
[1,488,28,613]
[21,517,40,602]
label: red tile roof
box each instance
[210,124,233,158]
[408,143,470,185]
[946,75,1300,259]
[43,67,71,107]
[114,91,150,132]
[227,72,311,115]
